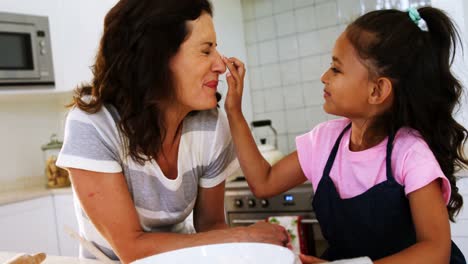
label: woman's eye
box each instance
[202,51,211,55]
[331,67,340,73]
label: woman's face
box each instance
[320,32,375,119]
[169,12,226,112]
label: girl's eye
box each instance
[202,51,211,55]
[331,67,340,73]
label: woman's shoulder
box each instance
[66,104,120,133]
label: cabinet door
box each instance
[53,193,79,257]
[0,196,59,255]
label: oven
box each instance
[225,179,328,256]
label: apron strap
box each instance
[385,132,397,183]
[323,123,352,177]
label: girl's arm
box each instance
[69,168,290,264]
[223,56,307,198]
[375,179,451,264]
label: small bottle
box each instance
[41,134,70,188]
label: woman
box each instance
[56,0,289,263]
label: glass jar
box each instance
[41,134,71,188]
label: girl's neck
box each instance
[349,119,388,151]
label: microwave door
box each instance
[0,23,40,80]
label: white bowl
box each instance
[131,242,295,264]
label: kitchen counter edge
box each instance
[0,186,72,206]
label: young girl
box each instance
[222,6,467,264]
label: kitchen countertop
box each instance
[0,252,103,264]
[0,186,72,206]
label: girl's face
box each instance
[321,32,376,119]
[169,12,226,112]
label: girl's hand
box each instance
[222,56,245,115]
[299,253,327,264]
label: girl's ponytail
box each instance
[418,7,467,221]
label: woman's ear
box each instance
[368,77,392,105]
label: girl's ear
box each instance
[368,77,392,105]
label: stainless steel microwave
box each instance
[0,12,54,86]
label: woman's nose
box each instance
[213,51,227,74]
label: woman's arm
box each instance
[69,168,290,264]
[193,181,228,232]
[223,56,307,197]
[374,179,451,264]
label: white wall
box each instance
[212,0,253,122]
[239,0,349,154]
[0,97,68,191]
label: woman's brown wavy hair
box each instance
[69,0,214,164]
[346,7,467,221]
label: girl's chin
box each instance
[322,104,336,116]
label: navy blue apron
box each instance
[312,123,465,263]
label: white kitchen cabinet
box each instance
[0,196,60,255]
[451,177,468,256]
[53,193,79,257]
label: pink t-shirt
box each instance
[296,118,451,204]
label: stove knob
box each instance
[260,199,269,208]
[234,199,243,208]
[248,199,256,208]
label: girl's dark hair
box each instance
[346,7,468,221]
[70,0,214,164]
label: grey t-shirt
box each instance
[57,105,239,259]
